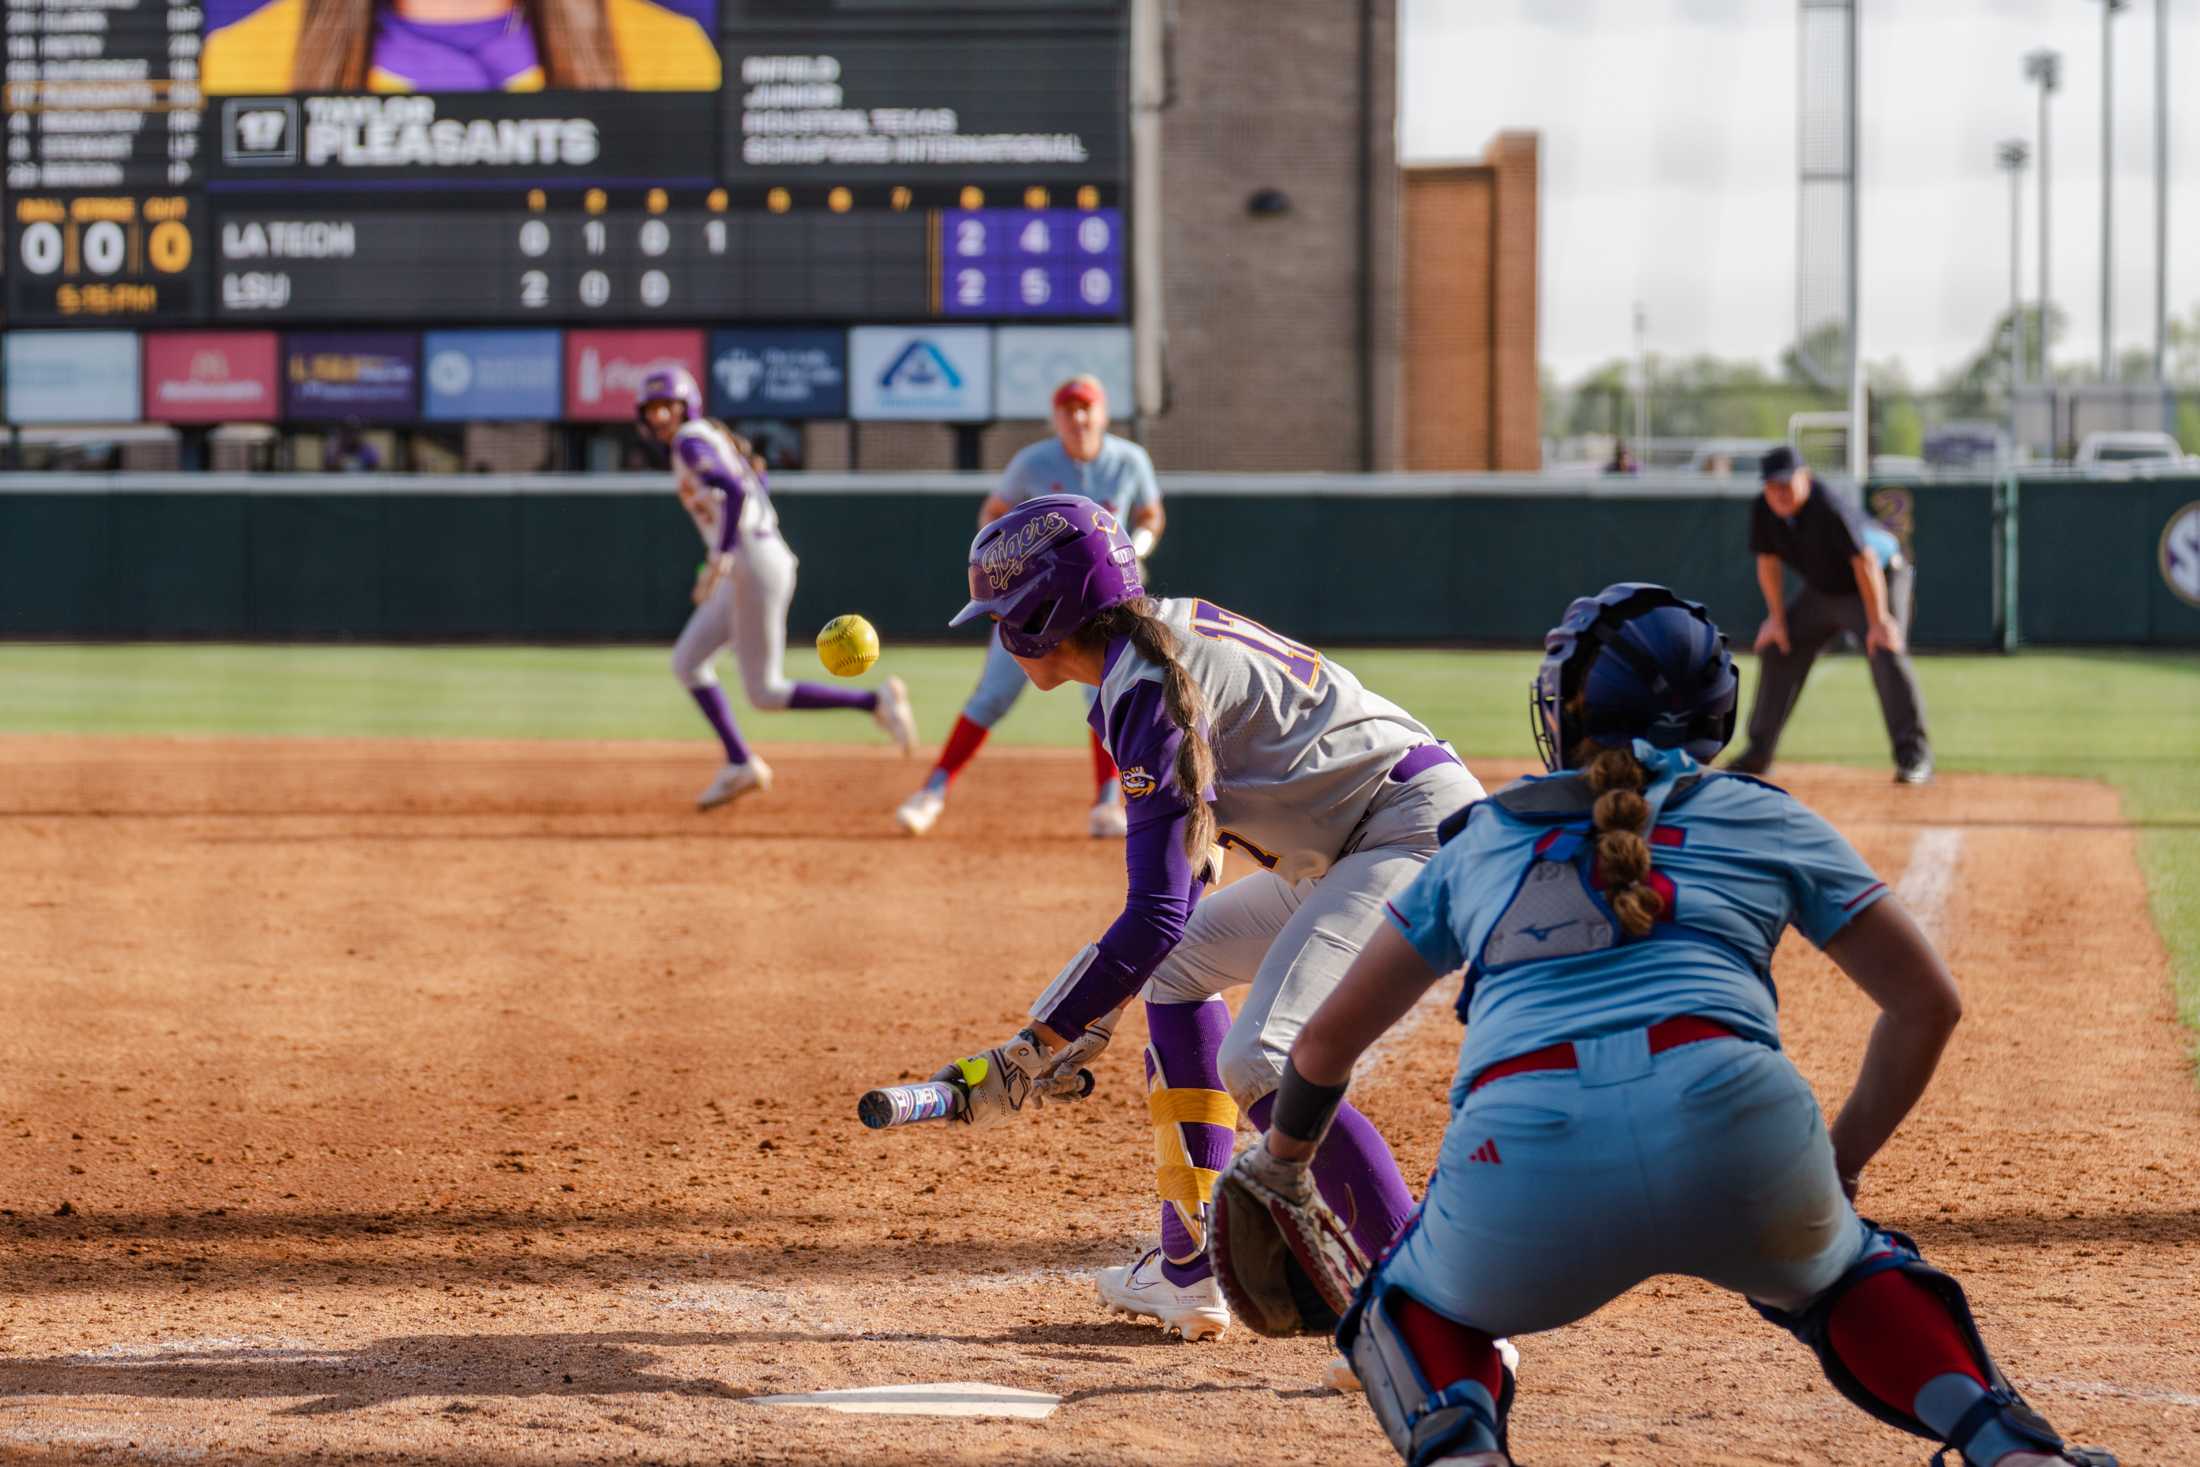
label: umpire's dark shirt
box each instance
[1749,486,1872,595]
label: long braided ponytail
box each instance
[1579,744,1664,938]
[1082,598,1218,860]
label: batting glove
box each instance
[1033,1005,1118,1093]
[929,1029,1050,1127]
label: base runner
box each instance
[639,367,916,810]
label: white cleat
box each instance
[1087,797,1128,839]
[1324,1337,1519,1393]
[697,756,773,812]
[896,784,946,836]
[1095,1248,1230,1341]
[873,675,918,756]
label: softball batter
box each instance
[639,367,917,810]
[895,376,1163,840]
[922,494,1481,1339]
[1241,583,2112,1466]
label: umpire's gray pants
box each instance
[1742,562,1930,768]
[1141,761,1483,1109]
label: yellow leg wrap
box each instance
[1148,1078,1240,1261]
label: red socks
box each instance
[1826,1269,1986,1412]
[1090,728,1119,800]
[934,715,990,784]
[935,719,1117,801]
[1394,1295,1507,1402]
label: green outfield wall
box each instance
[2,473,2194,647]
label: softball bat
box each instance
[858,1069,1097,1130]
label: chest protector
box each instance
[1439,771,1771,1019]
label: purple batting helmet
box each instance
[949,494,1143,657]
[635,365,702,429]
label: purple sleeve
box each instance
[676,432,748,553]
[1033,681,1201,1038]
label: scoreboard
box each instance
[2,0,1130,329]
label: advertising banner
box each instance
[281,331,421,421]
[423,330,563,422]
[993,326,1133,420]
[565,328,705,422]
[707,330,847,419]
[848,326,992,422]
[143,331,280,422]
[4,331,141,423]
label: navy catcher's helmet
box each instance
[1530,583,1737,771]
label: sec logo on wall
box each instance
[2162,501,2200,609]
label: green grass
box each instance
[2,641,2195,1060]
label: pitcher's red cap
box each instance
[1053,377,1103,410]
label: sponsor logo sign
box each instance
[564,329,705,422]
[707,330,847,419]
[143,331,279,422]
[3,330,140,423]
[423,330,562,422]
[848,325,992,422]
[281,331,420,421]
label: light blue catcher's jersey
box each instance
[1385,744,1888,1101]
[998,434,1160,521]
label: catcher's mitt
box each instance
[1208,1141,1370,1337]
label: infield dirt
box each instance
[1,739,2194,1465]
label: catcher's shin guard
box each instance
[1754,1226,2113,1467]
[1336,1280,1513,1467]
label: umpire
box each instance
[1726,446,1934,784]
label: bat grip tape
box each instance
[1268,1055,1348,1146]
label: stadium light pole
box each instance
[2000,141,2030,403]
[1845,0,1864,482]
[2097,0,2129,383]
[2024,49,2061,381]
[2154,0,2167,382]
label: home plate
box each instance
[748,1382,1061,1420]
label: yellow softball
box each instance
[815,614,881,677]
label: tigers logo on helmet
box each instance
[980,510,1072,593]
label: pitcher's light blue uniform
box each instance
[966,434,1162,725]
[1375,743,1890,1329]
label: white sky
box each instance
[1401,0,2200,383]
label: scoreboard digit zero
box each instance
[1,0,1130,329]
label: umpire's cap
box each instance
[1759,445,1800,483]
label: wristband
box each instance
[1131,526,1157,559]
[1269,1054,1348,1145]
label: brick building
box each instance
[1402,133,1542,471]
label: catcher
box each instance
[1210,583,2114,1467]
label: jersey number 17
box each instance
[1189,600,1324,689]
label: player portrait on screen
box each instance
[202,0,721,93]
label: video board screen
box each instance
[2,0,1129,328]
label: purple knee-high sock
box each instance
[1143,998,1236,1286]
[1248,1092,1416,1261]
[788,683,879,712]
[689,685,750,764]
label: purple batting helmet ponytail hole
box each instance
[949,494,1143,657]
